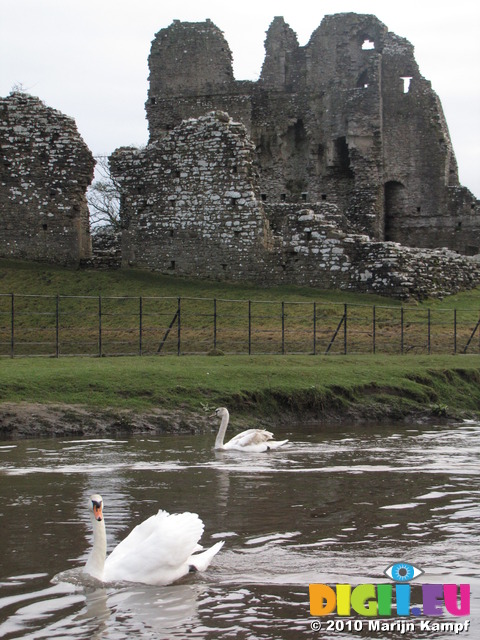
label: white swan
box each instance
[84,494,224,585]
[211,407,288,452]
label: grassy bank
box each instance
[1,354,480,437]
[1,260,480,436]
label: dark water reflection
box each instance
[0,420,478,638]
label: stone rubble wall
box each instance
[111,111,480,299]
[110,111,274,282]
[0,92,94,265]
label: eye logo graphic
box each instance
[384,562,424,582]
[309,562,470,618]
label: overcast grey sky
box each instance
[1,0,479,197]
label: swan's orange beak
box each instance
[93,502,103,521]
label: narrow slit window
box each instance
[401,76,412,93]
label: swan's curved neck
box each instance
[85,517,106,580]
[215,412,229,449]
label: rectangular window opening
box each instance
[362,39,375,50]
[401,76,412,93]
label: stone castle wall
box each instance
[112,111,480,299]
[0,92,94,265]
[111,14,480,299]
[145,14,479,254]
[111,111,273,282]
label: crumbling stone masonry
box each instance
[112,110,480,299]
[111,111,273,282]
[144,14,479,254]
[111,14,480,298]
[0,92,94,265]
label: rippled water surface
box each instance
[0,420,478,639]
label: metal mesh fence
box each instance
[0,293,479,357]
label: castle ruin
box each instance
[110,14,480,298]
[1,14,479,298]
[0,92,94,265]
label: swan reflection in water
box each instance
[74,583,199,634]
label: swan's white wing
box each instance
[225,429,289,452]
[227,429,274,447]
[104,510,204,584]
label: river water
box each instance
[0,419,478,639]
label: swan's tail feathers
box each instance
[189,540,224,572]
[267,439,289,450]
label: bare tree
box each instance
[87,155,121,230]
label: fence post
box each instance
[177,297,181,356]
[344,303,347,355]
[213,298,217,351]
[427,308,431,355]
[313,302,316,355]
[248,300,252,355]
[372,305,376,354]
[10,293,14,358]
[453,309,457,354]
[281,301,285,355]
[401,307,404,355]
[139,296,143,356]
[56,294,59,358]
[98,295,102,357]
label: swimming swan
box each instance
[84,494,224,585]
[211,407,288,452]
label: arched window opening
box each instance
[357,70,369,89]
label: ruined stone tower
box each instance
[0,92,94,265]
[145,14,478,255]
